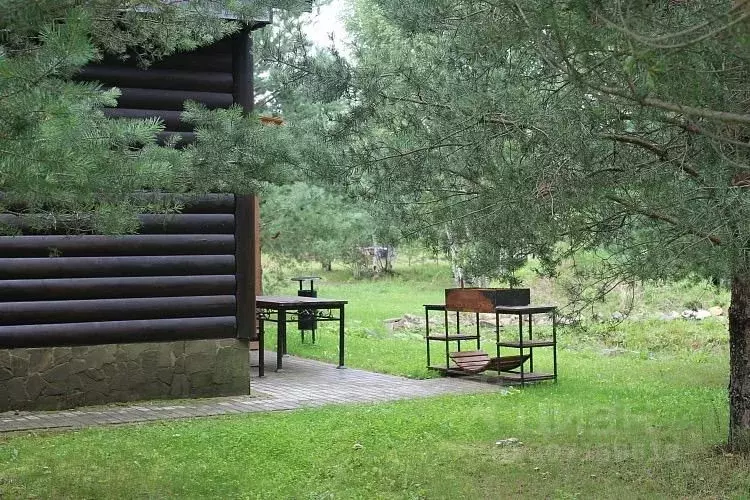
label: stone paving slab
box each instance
[0,352,503,433]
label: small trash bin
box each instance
[291,276,321,343]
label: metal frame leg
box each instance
[455,311,461,351]
[518,313,525,387]
[495,311,501,360]
[338,305,345,368]
[528,313,534,373]
[444,308,449,370]
[258,317,265,378]
[277,309,286,371]
[425,307,431,368]
[553,309,558,382]
[476,312,481,350]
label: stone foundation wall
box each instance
[0,339,250,411]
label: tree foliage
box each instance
[261,181,399,273]
[0,0,307,232]
[319,0,750,448]
[337,0,749,284]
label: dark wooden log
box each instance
[0,234,234,258]
[78,67,233,93]
[138,214,234,234]
[1,193,236,215]
[116,88,233,110]
[0,255,234,279]
[178,194,236,214]
[132,193,236,213]
[232,27,254,114]
[97,49,233,73]
[0,275,235,302]
[0,214,234,235]
[151,53,233,72]
[0,295,235,325]
[104,109,190,131]
[234,195,256,340]
[0,316,236,348]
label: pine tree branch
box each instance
[597,133,667,159]
[661,117,750,150]
[605,194,722,246]
[380,94,451,109]
[596,132,702,178]
[595,85,750,125]
[598,1,750,50]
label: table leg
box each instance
[444,308,449,369]
[456,310,461,351]
[283,313,289,355]
[258,316,265,378]
[518,313,525,387]
[425,307,431,368]
[553,309,558,382]
[338,305,345,368]
[277,309,286,371]
[528,313,534,373]
[495,311,501,360]
[476,312,481,350]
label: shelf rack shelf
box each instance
[424,304,481,371]
[494,305,558,386]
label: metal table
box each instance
[255,295,348,376]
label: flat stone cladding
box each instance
[0,339,250,411]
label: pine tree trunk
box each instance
[444,225,464,287]
[729,272,750,452]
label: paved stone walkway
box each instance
[0,352,503,432]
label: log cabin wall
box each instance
[0,26,261,347]
[0,194,258,348]
[75,30,252,146]
[0,194,259,410]
[0,29,263,410]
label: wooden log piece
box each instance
[0,316,237,348]
[232,28,253,114]
[133,193,236,214]
[151,53,233,72]
[0,255,235,279]
[234,195,256,340]
[1,193,236,215]
[0,275,235,302]
[0,234,234,258]
[95,50,233,73]
[0,295,235,325]
[137,214,234,234]
[0,214,234,235]
[178,194,236,214]
[115,88,234,111]
[77,67,233,93]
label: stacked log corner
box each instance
[0,194,258,348]
[0,194,259,411]
[0,29,261,345]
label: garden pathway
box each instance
[0,352,502,432]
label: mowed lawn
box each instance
[1,264,748,498]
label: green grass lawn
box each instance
[1,262,748,499]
